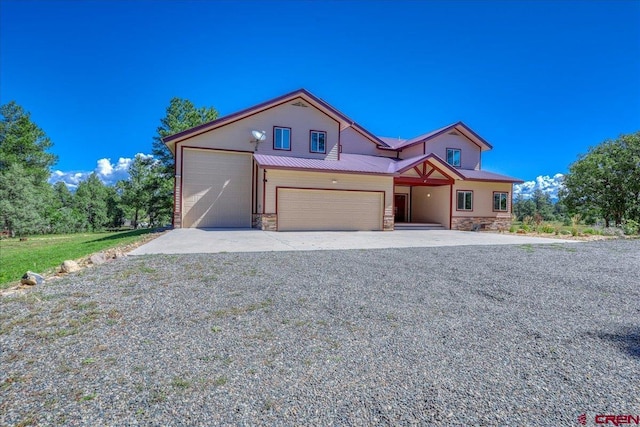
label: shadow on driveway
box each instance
[596,326,640,359]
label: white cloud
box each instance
[514,173,564,200]
[49,153,155,190]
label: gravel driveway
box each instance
[1,240,639,425]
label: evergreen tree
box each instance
[0,101,57,182]
[0,164,47,236]
[117,154,153,228]
[0,101,57,235]
[74,173,109,231]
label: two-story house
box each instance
[163,89,522,231]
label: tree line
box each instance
[0,99,217,237]
[512,131,639,233]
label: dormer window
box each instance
[310,130,326,153]
[274,127,291,151]
[447,148,461,167]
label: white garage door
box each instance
[182,149,252,228]
[277,188,383,231]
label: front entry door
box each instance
[394,194,407,223]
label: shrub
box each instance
[602,227,623,237]
[560,230,571,235]
[520,224,531,233]
[571,214,581,227]
[533,213,543,226]
[583,228,595,235]
[539,224,555,233]
[622,219,639,235]
[509,225,516,233]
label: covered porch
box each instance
[392,156,463,230]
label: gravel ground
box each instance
[1,239,639,426]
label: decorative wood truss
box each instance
[394,160,455,186]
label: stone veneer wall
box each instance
[253,214,277,231]
[383,215,394,231]
[451,216,512,232]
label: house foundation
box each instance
[253,214,277,231]
[451,216,512,232]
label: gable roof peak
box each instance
[383,121,493,152]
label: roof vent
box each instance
[291,100,308,107]
[448,131,459,136]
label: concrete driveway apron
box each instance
[129,228,577,255]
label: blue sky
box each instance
[1,0,639,192]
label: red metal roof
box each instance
[378,122,494,151]
[254,152,521,183]
[254,153,399,175]
[458,169,523,183]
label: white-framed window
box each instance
[493,192,509,212]
[310,130,326,153]
[447,148,461,167]
[457,190,473,211]
[274,127,291,150]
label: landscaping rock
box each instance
[61,260,80,273]
[19,271,42,286]
[113,250,125,259]
[90,252,106,265]
[30,271,45,285]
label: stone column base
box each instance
[451,217,512,231]
[253,214,277,231]
[383,215,394,231]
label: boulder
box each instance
[90,253,106,265]
[30,271,45,285]
[61,260,80,273]
[20,272,37,286]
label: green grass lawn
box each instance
[0,229,157,288]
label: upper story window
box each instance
[310,130,326,153]
[493,192,509,212]
[274,127,291,151]
[457,190,473,211]
[447,148,461,167]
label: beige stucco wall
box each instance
[451,181,512,218]
[339,127,395,157]
[174,101,341,179]
[422,133,481,169]
[400,143,424,158]
[262,169,394,217]
[411,185,451,228]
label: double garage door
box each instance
[181,149,252,228]
[277,188,383,231]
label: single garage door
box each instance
[182,149,252,228]
[277,188,383,231]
